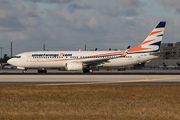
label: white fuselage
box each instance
[8,51,158,69]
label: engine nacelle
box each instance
[17,67,25,70]
[65,62,83,71]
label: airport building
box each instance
[145,42,180,68]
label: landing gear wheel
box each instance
[22,69,27,73]
[89,69,93,73]
[83,68,93,73]
[38,70,47,73]
[83,69,89,73]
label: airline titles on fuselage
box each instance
[32,53,72,57]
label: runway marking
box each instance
[35,78,178,86]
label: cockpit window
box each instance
[12,56,21,58]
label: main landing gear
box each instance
[38,68,47,73]
[38,69,47,73]
[83,68,93,73]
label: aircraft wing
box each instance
[82,46,131,66]
[82,58,111,66]
[81,56,124,66]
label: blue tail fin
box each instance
[177,62,180,66]
[163,62,167,67]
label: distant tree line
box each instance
[0,54,10,63]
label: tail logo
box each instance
[129,21,166,53]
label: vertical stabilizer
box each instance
[129,21,166,53]
[163,62,167,67]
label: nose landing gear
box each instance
[22,69,27,73]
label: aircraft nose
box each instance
[7,59,14,65]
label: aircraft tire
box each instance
[89,69,93,73]
[22,69,27,73]
[38,70,47,73]
[83,69,89,73]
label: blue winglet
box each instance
[156,21,166,28]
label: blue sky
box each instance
[0,0,180,56]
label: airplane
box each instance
[160,62,180,69]
[177,62,180,67]
[7,21,166,73]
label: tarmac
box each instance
[0,69,180,85]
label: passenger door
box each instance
[27,54,31,62]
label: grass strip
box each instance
[0,85,180,120]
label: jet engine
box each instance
[65,62,83,71]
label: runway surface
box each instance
[1,69,180,74]
[0,69,180,85]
